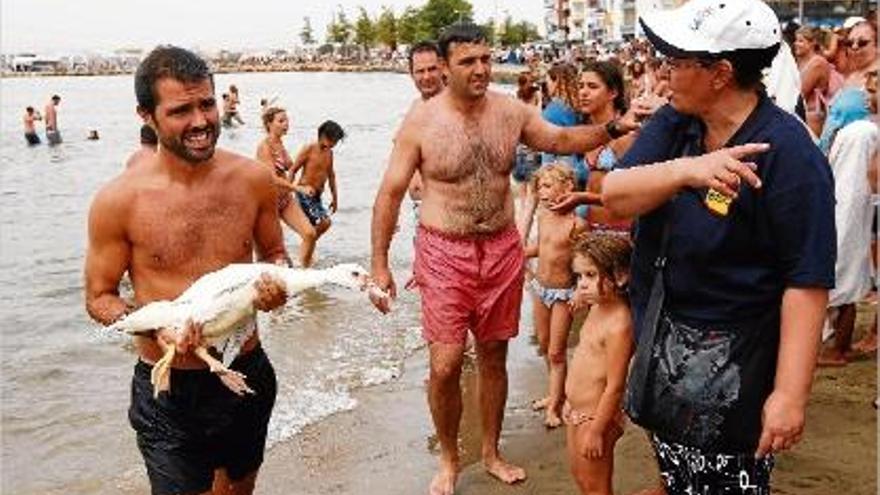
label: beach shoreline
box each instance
[0,63,524,84]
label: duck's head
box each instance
[322,263,371,291]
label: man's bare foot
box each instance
[817,349,848,367]
[544,411,562,429]
[484,457,526,485]
[429,464,458,495]
[531,397,549,411]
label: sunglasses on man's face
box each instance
[847,39,874,50]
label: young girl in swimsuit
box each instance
[566,232,633,495]
[256,107,313,256]
[525,164,587,428]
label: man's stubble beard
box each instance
[157,123,221,166]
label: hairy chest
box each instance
[128,188,257,272]
[420,111,519,183]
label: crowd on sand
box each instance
[69,0,878,494]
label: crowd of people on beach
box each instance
[76,0,877,494]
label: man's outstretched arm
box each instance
[370,116,421,312]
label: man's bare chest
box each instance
[128,191,256,270]
[420,117,518,182]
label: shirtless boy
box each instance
[566,232,634,495]
[290,120,344,267]
[525,164,587,428]
[23,106,42,145]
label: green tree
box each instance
[517,21,540,43]
[499,15,517,46]
[375,6,399,51]
[397,6,429,46]
[354,7,376,50]
[327,8,353,45]
[499,16,540,46]
[420,0,474,39]
[481,18,496,46]
[300,16,315,45]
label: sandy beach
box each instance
[256,305,877,495]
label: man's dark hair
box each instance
[318,120,345,142]
[134,45,213,114]
[26,106,34,113]
[408,41,440,73]
[51,95,61,102]
[438,22,486,60]
[140,124,158,145]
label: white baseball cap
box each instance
[843,16,867,30]
[639,0,781,58]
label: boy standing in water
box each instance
[526,164,587,428]
[566,232,633,495]
[23,106,42,145]
[290,120,345,267]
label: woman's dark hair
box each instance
[581,60,628,113]
[708,46,779,90]
[547,62,579,110]
[438,22,486,60]
[318,120,345,142]
[135,45,213,114]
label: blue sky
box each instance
[2,0,545,54]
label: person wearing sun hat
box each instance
[601,0,836,493]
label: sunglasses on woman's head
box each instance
[847,39,873,49]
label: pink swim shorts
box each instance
[413,224,524,344]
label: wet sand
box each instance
[257,305,877,494]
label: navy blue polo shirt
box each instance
[619,93,836,331]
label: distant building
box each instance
[765,0,875,26]
[546,0,682,44]
[9,54,63,73]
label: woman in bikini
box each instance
[255,107,313,257]
[794,27,834,137]
[578,61,635,234]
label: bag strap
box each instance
[626,204,673,414]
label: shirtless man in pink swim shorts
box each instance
[369,23,641,495]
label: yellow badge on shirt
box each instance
[704,188,733,216]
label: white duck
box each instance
[107,262,388,397]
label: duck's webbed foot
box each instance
[193,347,255,396]
[151,339,176,398]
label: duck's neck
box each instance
[280,267,328,294]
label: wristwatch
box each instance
[604,118,626,140]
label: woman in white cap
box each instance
[602,0,836,493]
